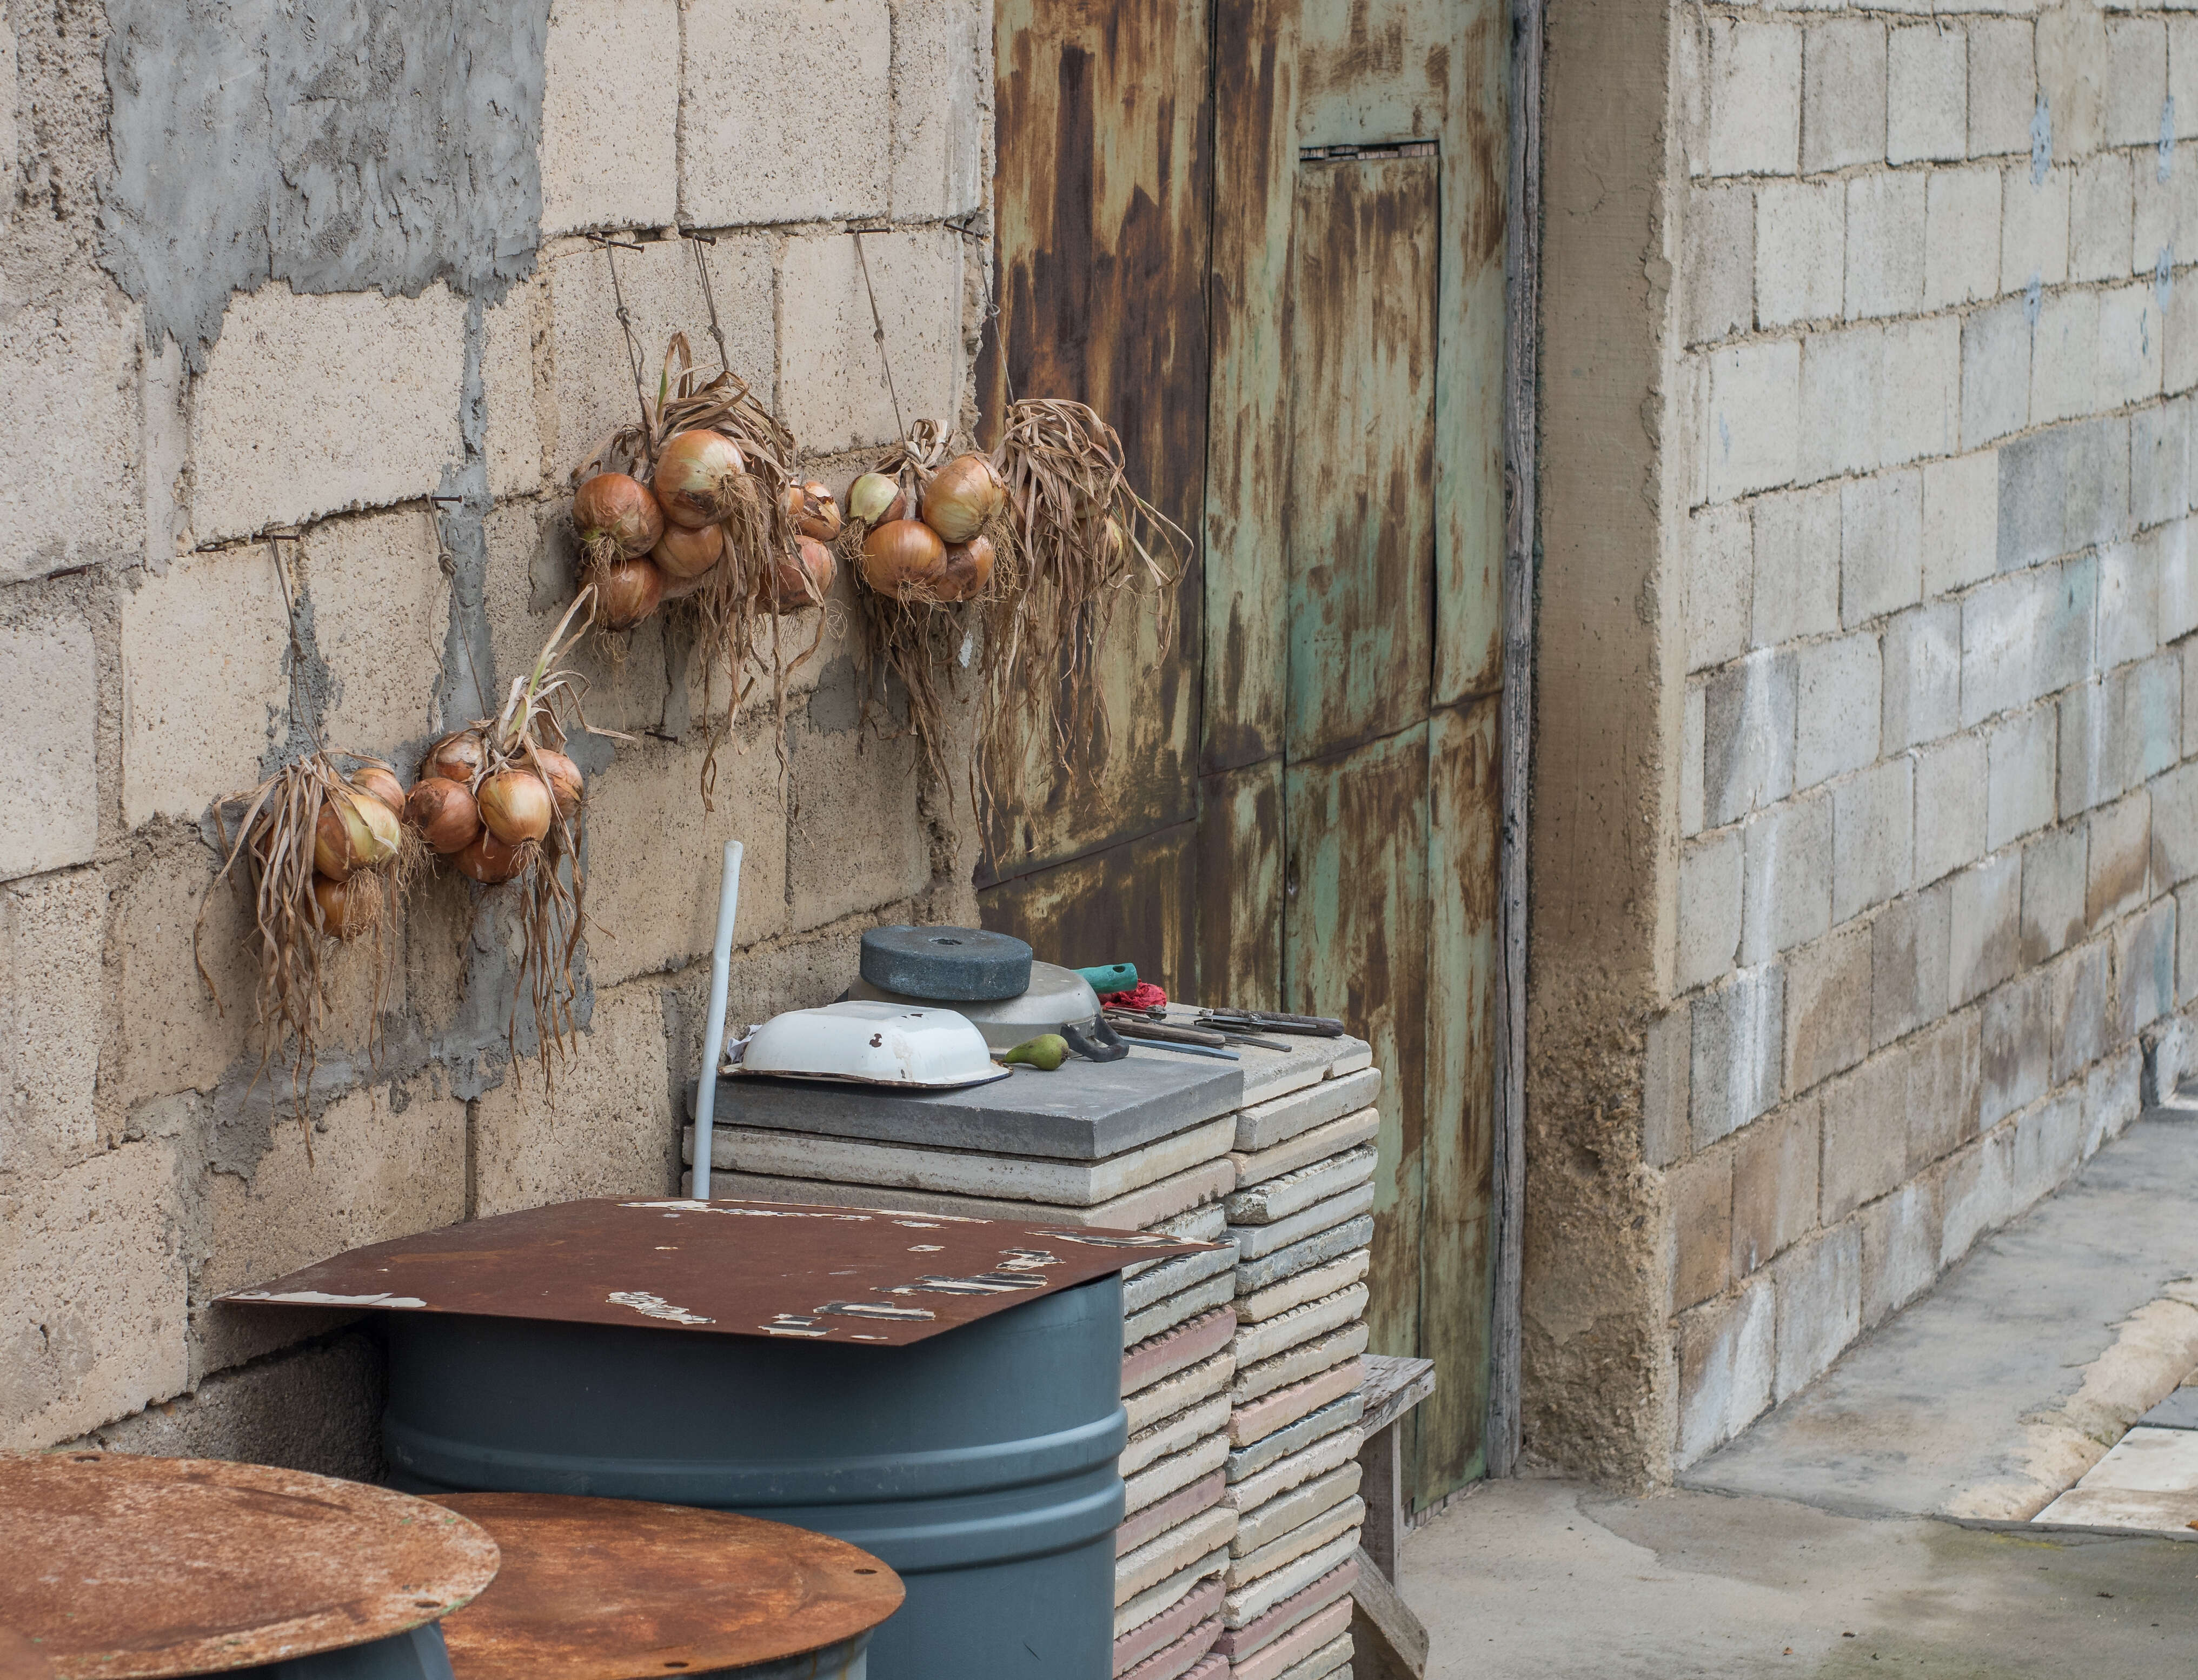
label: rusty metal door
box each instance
[981,0,1508,1510]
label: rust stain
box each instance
[0,1453,497,1680]
[981,820,1199,994]
[432,1494,902,1680]
[982,0,1210,877]
[1285,154,1439,761]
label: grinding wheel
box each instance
[859,926,1033,1002]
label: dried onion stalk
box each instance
[980,397,1188,826]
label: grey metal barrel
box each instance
[382,1274,1126,1680]
[235,1626,455,1679]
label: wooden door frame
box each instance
[1488,0,1543,1482]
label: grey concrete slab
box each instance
[2137,1386,2198,1431]
[1403,1477,2198,1680]
[1684,1106,2198,1519]
[690,1044,1243,1160]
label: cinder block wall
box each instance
[1664,1,2198,1466]
[0,0,990,1465]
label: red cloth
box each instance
[1101,981,1168,1012]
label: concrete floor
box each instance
[1395,1093,2198,1677]
[1685,1104,2198,1522]
[1402,1477,2198,1678]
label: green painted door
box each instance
[982,0,1508,1510]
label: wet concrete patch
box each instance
[102,0,549,367]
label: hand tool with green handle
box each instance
[1073,963,1137,994]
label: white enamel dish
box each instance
[725,999,1011,1090]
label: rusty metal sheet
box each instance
[431,1493,901,1680]
[1411,698,1500,1502]
[1293,0,1510,703]
[977,0,1211,881]
[1192,760,1284,1011]
[1204,0,1301,775]
[1284,154,1438,760]
[1283,727,1430,1376]
[222,1197,1218,1349]
[0,1451,498,1680]
[979,820,1197,998]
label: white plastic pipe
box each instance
[690,839,743,1198]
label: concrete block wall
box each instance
[1665,0,2198,1467]
[1,0,991,1461]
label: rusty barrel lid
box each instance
[429,1493,902,1680]
[0,1451,499,1679]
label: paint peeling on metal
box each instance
[230,1289,428,1309]
[816,1301,938,1321]
[607,1291,715,1327]
[1035,1229,1184,1249]
[760,1315,829,1338]
[623,1199,872,1221]
[887,1272,1049,1296]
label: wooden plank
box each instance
[1203,0,1301,774]
[1357,1353,1436,1437]
[976,819,1199,995]
[1283,726,1429,1373]
[1347,1545,1430,1680]
[979,0,1213,881]
[1282,155,1437,761]
[1357,1420,1404,1582]
[1412,696,1499,1505]
[1193,758,1285,1012]
[1490,0,1543,1485]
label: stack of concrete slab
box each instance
[684,1013,1378,1680]
[1208,1023,1378,1680]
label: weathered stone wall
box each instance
[1,0,991,1463]
[1532,0,2198,1482]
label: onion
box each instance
[847,472,902,526]
[312,789,398,880]
[652,519,725,581]
[598,556,665,629]
[860,519,947,599]
[935,534,997,602]
[424,731,486,787]
[573,473,665,562]
[920,453,1006,544]
[653,430,748,528]
[797,480,843,542]
[760,537,837,610]
[313,803,357,882]
[479,769,554,845]
[533,748,583,818]
[454,828,526,885]
[351,765,404,815]
[406,776,481,854]
[353,789,404,865]
[310,873,378,941]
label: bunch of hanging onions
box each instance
[843,450,1007,605]
[194,752,422,1103]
